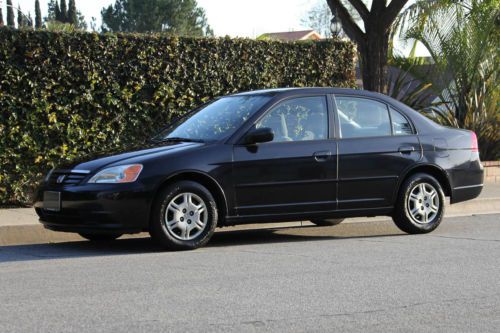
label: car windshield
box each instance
[154,96,271,142]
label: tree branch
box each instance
[346,0,370,23]
[326,0,365,45]
[385,0,409,24]
[371,0,386,13]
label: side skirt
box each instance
[223,206,394,226]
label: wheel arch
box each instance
[151,170,228,223]
[395,164,452,203]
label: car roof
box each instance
[231,87,416,114]
[231,87,387,99]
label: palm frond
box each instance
[392,0,499,159]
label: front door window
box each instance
[256,96,329,142]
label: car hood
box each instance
[57,141,204,172]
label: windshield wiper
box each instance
[159,137,205,143]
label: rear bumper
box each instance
[34,182,152,234]
[451,184,483,204]
[449,158,484,204]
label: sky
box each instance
[10,0,313,37]
[7,0,425,55]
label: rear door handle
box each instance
[313,151,332,162]
[398,146,415,154]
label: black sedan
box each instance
[34,88,484,250]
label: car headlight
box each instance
[88,164,143,184]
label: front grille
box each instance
[47,170,88,186]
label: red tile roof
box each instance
[260,30,322,41]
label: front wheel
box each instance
[392,173,445,234]
[150,181,218,250]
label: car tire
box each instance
[78,233,122,241]
[150,180,218,250]
[392,173,445,234]
[310,218,344,226]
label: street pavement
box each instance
[1,182,499,246]
[1,213,499,332]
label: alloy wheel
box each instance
[164,192,208,240]
[407,182,440,224]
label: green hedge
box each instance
[0,28,356,205]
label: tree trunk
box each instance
[359,30,390,93]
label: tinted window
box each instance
[390,108,414,135]
[336,97,391,138]
[256,96,328,142]
[156,96,271,142]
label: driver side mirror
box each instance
[243,127,274,145]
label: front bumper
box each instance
[34,182,152,234]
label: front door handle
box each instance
[399,146,415,154]
[313,151,332,162]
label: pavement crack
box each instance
[431,235,500,242]
[234,249,318,259]
[214,293,500,329]
[356,239,406,244]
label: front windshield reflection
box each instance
[156,96,271,142]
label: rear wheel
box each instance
[310,218,344,226]
[150,181,218,250]
[78,233,122,241]
[392,173,445,234]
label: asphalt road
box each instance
[1,214,499,332]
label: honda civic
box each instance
[34,88,484,250]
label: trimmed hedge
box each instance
[0,28,356,205]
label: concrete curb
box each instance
[0,195,498,247]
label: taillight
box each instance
[471,132,479,152]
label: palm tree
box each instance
[393,0,499,160]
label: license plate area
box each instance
[43,191,61,212]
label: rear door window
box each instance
[335,96,391,138]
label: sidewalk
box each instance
[1,183,499,246]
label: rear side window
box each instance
[390,108,414,135]
[336,97,391,138]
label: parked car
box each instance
[34,88,484,250]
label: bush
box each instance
[0,28,356,205]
